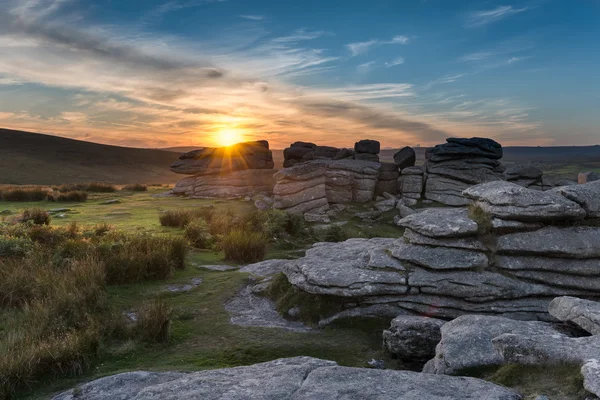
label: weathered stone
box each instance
[304,213,331,224]
[464,181,586,221]
[400,174,424,199]
[551,180,600,218]
[397,203,416,218]
[423,315,564,375]
[393,146,416,169]
[427,165,503,185]
[397,208,478,238]
[504,165,543,180]
[181,169,274,198]
[424,175,471,206]
[403,229,487,251]
[491,218,543,234]
[579,171,600,184]
[375,198,397,212]
[428,137,503,160]
[274,184,325,209]
[391,242,488,270]
[354,153,380,162]
[354,139,380,154]
[495,255,600,276]
[383,316,445,361]
[332,148,354,160]
[548,296,600,335]
[497,226,600,258]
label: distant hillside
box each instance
[0,128,181,185]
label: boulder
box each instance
[463,181,586,221]
[396,208,478,238]
[428,137,502,160]
[393,146,416,169]
[551,180,600,218]
[382,316,445,361]
[504,165,543,181]
[176,169,274,198]
[375,198,397,212]
[578,171,600,184]
[391,242,488,270]
[397,203,416,218]
[354,153,380,162]
[423,315,565,375]
[548,296,600,335]
[354,139,380,155]
[332,148,354,160]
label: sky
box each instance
[0,0,598,149]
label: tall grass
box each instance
[221,229,267,263]
[184,218,213,249]
[122,184,147,192]
[159,208,215,228]
[137,299,172,343]
[48,190,88,202]
[1,188,48,202]
[58,182,117,193]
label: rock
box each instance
[402,197,418,206]
[399,174,424,200]
[355,210,383,220]
[548,296,600,335]
[397,203,416,218]
[163,278,203,293]
[332,148,354,160]
[497,226,600,258]
[304,213,331,224]
[175,169,275,199]
[393,146,416,169]
[490,218,543,234]
[492,333,600,397]
[196,264,238,271]
[403,229,488,251]
[48,208,71,213]
[391,242,488,270]
[239,259,291,278]
[504,165,543,181]
[578,171,600,184]
[396,208,478,238]
[101,199,121,204]
[424,176,472,206]
[367,359,386,369]
[423,315,565,375]
[551,180,600,218]
[354,153,380,162]
[463,181,586,221]
[429,137,503,160]
[354,139,380,155]
[54,356,522,400]
[383,316,445,360]
[375,198,397,212]
[255,199,272,211]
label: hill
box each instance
[0,128,182,185]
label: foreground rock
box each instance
[53,357,521,400]
[383,316,445,361]
[423,315,565,375]
[549,296,600,335]
[171,141,275,198]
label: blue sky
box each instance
[0,0,598,148]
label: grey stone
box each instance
[255,199,272,210]
[548,296,600,335]
[491,218,543,234]
[551,180,600,218]
[394,146,416,169]
[497,226,600,258]
[429,137,502,160]
[391,242,488,270]
[354,139,380,154]
[239,259,291,278]
[424,176,472,206]
[355,210,383,220]
[504,165,543,180]
[164,278,203,293]
[464,181,585,221]
[332,147,354,160]
[397,203,416,218]
[100,199,121,205]
[196,264,238,271]
[304,213,331,224]
[367,359,386,369]
[396,208,478,238]
[579,171,600,184]
[403,229,488,251]
[383,316,445,360]
[375,198,397,212]
[354,153,380,162]
[424,315,564,375]
[495,255,600,276]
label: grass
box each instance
[122,184,148,192]
[1,188,48,202]
[48,190,88,202]
[468,203,493,234]
[184,218,213,249]
[21,208,51,225]
[222,230,268,263]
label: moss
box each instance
[468,204,493,234]
[266,273,346,326]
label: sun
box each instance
[215,128,244,147]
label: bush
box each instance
[316,224,348,242]
[0,235,32,258]
[208,210,240,235]
[122,184,147,192]
[221,229,267,263]
[48,191,88,202]
[159,210,194,228]
[21,208,51,225]
[136,299,172,343]
[99,233,188,284]
[1,188,48,202]
[184,218,213,249]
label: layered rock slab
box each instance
[54,357,521,400]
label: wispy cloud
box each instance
[466,5,528,27]
[239,14,264,21]
[385,57,405,67]
[346,35,410,56]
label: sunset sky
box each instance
[0,0,598,149]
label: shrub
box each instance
[221,229,267,263]
[0,235,32,258]
[99,233,188,284]
[184,218,213,249]
[1,188,48,202]
[48,191,88,202]
[91,223,112,237]
[159,209,194,228]
[122,184,147,192]
[208,210,240,235]
[27,224,66,245]
[20,208,51,225]
[136,299,172,343]
[84,182,117,193]
[316,224,348,242]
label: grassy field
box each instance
[0,187,403,399]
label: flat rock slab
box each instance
[496,226,600,258]
[551,180,600,218]
[225,286,313,332]
[396,208,478,238]
[239,259,292,278]
[549,296,600,335]
[391,242,488,270]
[53,356,521,400]
[196,264,238,271]
[423,315,564,375]
[163,278,203,293]
[464,181,585,221]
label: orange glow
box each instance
[215,128,245,147]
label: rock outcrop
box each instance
[276,180,600,324]
[53,357,521,400]
[171,141,275,198]
[383,316,445,361]
[394,146,416,170]
[399,166,425,200]
[424,137,505,206]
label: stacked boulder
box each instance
[424,137,505,206]
[354,139,380,162]
[503,165,544,189]
[171,141,275,198]
[398,166,424,204]
[283,142,355,168]
[276,180,600,325]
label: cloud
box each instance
[239,15,264,21]
[466,5,528,27]
[385,57,405,67]
[389,35,409,44]
[346,35,410,56]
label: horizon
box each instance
[0,0,599,148]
